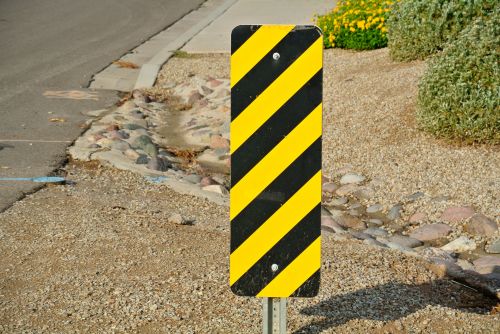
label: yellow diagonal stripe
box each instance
[231,25,294,87]
[230,37,323,154]
[257,237,321,297]
[230,171,321,285]
[230,104,321,221]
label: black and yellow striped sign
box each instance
[230,25,322,298]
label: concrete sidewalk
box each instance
[182,0,335,53]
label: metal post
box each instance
[263,298,287,334]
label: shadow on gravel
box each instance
[294,279,498,333]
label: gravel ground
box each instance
[0,163,498,333]
[156,49,499,223]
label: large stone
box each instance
[409,223,452,241]
[441,236,476,253]
[133,135,157,157]
[440,206,475,223]
[464,213,498,236]
[340,173,365,185]
[388,235,423,248]
[473,256,500,275]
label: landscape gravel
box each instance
[0,164,498,333]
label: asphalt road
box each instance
[0,0,205,212]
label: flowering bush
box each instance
[315,0,397,50]
[417,14,500,144]
[387,0,497,61]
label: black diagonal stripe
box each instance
[230,138,321,252]
[231,70,322,185]
[291,270,320,297]
[231,25,261,54]
[231,28,320,119]
[230,205,321,296]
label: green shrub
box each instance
[388,0,497,61]
[315,0,397,50]
[416,14,500,144]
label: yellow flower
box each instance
[350,27,356,32]
[328,34,335,44]
[357,20,366,30]
[381,27,387,33]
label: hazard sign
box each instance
[230,25,322,297]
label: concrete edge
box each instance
[134,0,238,90]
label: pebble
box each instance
[111,140,130,151]
[350,231,372,240]
[419,247,455,262]
[124,149,140,160]
[388,235,423,248]
[188,92,204,105]
[202,185,228,195]
[136,155,149,164]
[364,227,388,237]
[387,204,402,220]
[353,187,374,200]
[200,176,217,187]
[322,182,338,193]
[473,256,500,275]
[167,213,186,225]
[486,239,500,254]
[210,134,229,149]
[386,242,416,254]
[440,206,475,223]
[339,173,365,185]
[441,236,476,253]
[368,219,383,226]
[456,259,475,271]
[410,223,452,241]
[464,213,498,236]
[122,123,144,130]
[366,204,383,214]
[363,238,387,248]
[147,157,170,172]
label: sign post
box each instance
[230,24,323,332]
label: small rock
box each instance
[419,247,455,262]
[111,140,130,151]
[368,219,383,226]
[409,212,426,224]
[322,182,338,193]
[210,134,230,149]
[136,155,149,164]
[388,235,423,248]
[334,215,366,230]
[321,216,345,234]
[183,174,202,184]
[441,236,476,253]
[405,191,425,202]
[364,227,388,237]
[168,213,186,225]
[201,86,213,95]
[335,184,359,196]
[130,109,145,119]
[87,143,100,149]
[464,213,498,236]
[386,242,416,254]
[348,209,361,217]
[473,256,500,275]
[340,173,365,185]
[106,124,120,132]
[432,195,451,202]
[147,157,170,172]
[124,149,140,160]
[328,197,348,206]
[208,79,223,88]
[188,92,204,105]
[350,231,372,240]
[440,206,475,223]
[122,123,144,131]
[366,204,383,214]
[363,238,387,248]
[387,204,402,220]
[410,223,452,241]
[200,176,218,187]
[486,239,500,254]
[202,185,228,195]
[456,259,475,271]
[353,187,374,200]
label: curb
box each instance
[134,0,238,90]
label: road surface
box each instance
[0,0,205,212]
